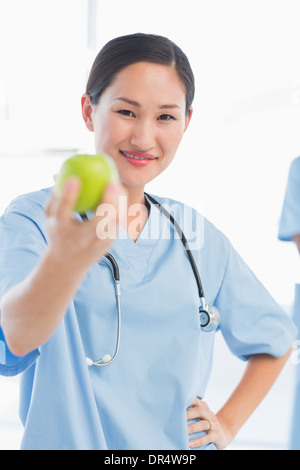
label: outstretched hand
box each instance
[45,178,121,272]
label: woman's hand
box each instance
[187,397,235,450]
[0,177,122,357]
[45,177,121,273]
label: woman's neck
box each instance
[121,184,146,207]
[119,184,150,242]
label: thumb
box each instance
[93,181,121,240]
[56,177,82,220]
[94,180,121,220]
[100,181,121,209]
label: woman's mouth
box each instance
[120,150,158,167]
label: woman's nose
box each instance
[130,120,156,151]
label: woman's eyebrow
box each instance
[159,104,181,110]
[114,97,140,107]
[114,97,181,110]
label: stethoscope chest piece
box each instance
[199,298,220,332]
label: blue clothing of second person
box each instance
[278,156,300,450]
[278,157,300,242]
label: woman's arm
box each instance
[187,347,292,449]
[292,235,300,253]
[0,249,88,357]
[0,178,120,357]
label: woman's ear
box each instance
[81,93,94,132]
[184,106,193,133]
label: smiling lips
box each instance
[120,150,158,167]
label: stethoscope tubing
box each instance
[80,192,219,367]
[144,193,205,299]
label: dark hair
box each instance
[86,33,195,116]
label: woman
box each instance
[0,33,297,450]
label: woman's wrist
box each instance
[216,410,240,443]
[43,245,89,280]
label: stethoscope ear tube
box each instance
[144,194,220,333]
[144,193,205,299]
[104,253,120,281]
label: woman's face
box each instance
[82,62,192,191]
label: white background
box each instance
[0,0,299,450]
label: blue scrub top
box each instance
[278,157,300,241]
[278,157,300,449]
[0,188,297,450]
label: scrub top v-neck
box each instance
[111,195,163,280]
[0,187,297,450]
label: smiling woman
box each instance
[0,32,296,451]
[82,61,192,194]
[81,33,194,199]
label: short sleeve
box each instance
[0,191,50,376]
[215,240,297,361]
[278,157,300,241]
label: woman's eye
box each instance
[118,109,135,117]
[158,114,175,121]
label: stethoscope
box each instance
[81,193,220,367]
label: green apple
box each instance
[55,153,118,213]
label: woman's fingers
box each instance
[187,398,216,448]
[45,178,121,269]
[90,181,121,240]
[96,181,120,220]
[46,177,81,220]
[186,398,210,420]
[189,432,214,449]
[55,178,81,220]
[188,418,212,434]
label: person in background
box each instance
[278,156,300,450]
